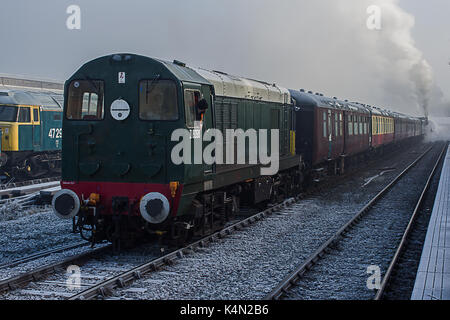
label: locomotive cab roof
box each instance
[0,89,63,110]
[77,53,291,105]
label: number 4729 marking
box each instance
[48,128,62,139]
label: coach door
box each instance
[327,109,332,159]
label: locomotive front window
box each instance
[66,80,104,120]
[0,105,18,122]
[139,80,178,121]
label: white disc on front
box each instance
[110,99,130,121]
[139,192,170,224]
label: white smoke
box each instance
[426,117,450,142]
[168,0,437,117]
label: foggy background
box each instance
[1,0,449,118]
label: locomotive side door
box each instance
[182,82,214,180]
[200,84,214,176]
[32,106,41,150]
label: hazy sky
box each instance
[0,0,449,116]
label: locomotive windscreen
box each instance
[139,80,178,121]
[0,105,18,122]
[66,80,104,120]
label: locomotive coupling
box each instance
[52,189,80,219]
[139,192,170,224]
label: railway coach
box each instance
[290,90,371,175]
[370,108,395,148]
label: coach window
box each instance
[354,116,358,135]
[358,116,361,135]
[67,80,104,120]
[339,114,343,136]
[18,107,31,123]
[335,113,338,137]
[140,80,178,121]
[323,111,327,138]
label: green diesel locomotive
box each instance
[52,54,302,247]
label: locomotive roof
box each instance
[289,90,370,114]
[192,67,291,104]
[0,74,63,92]
[155,59,213,86]
[0,89,63,110]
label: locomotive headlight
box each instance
[52,189,80,219]
[139,192,170,224]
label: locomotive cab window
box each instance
[18,107,31,123]
[139,80,178,121]
[67,80,104,120]
[33,109,39,122]
[184,90,203,128]
[0,105,18,122]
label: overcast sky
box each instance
[0,0,449,116]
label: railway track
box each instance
[264,142,446,300]
[0,177,61,207]
[0,245,111,296]
[0,176,60,192]
[0,143,432,300]
[374,143,447,300]
[0,242,89,270]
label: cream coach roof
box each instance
[192,67,291,105]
